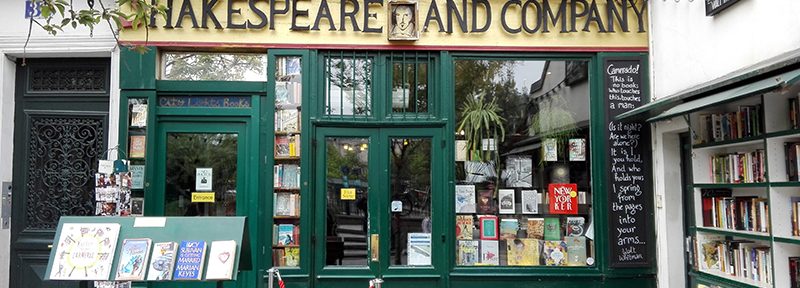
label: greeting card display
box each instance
[50,223,121,280]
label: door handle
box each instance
[370,234,379,262]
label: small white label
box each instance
[133,217,167,228]
[196,168,213,191]
[391,201,403,212]
[98,160,114,175]
[586,257,595,266]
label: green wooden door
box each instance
[152,120,256,287]
[314,127,445,288]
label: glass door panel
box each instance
[388,137,432,266]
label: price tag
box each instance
[340,188,356,200]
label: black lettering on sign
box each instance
[604,56,652,268]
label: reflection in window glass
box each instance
[325,137,370,266]
[162,52,267,81]
[453,60,593,267]
[324,52,372,116]
[165,133,238,217]
[391,58,428,114]
[389,138,432,266]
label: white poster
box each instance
[129,165,145,189]
[407,233,432,266]
[196,168,213,191]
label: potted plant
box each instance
[457,92,506,163]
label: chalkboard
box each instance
[603,56,653,268]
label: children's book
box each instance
[543,240,568,266]
[49,223,120,280]
[205,240,238,280]
[457,240,479,266]
[146,242,178,281]
[455,215,474,240]
[455,185,477,213]
[130,104,148,127]
[480,240,499,265]
[173,240,207,281]
[115,238,152,281]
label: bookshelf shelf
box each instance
[764,128,800,139]
[691,270,770,288]
[693,183,769,189]
[694,227,772,241]
[774,236,800,245]
[693,136,764,150]
[769,181,800,187]
[275,156,301,161]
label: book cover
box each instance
[146,242,178,281]
[521,190,540,214]
[173,240,207,281]
[499,219,519,240]
[479,216,499,240]
[115,238,152,281]
[464,161,495,184]
[527,218,545,239]
[278,224,295,245]
[455,185,477,213]
[275,135,292,157]
[507,238,540,266]
[543,138,558,162]
[50,223,121,280]
[564,236,587,266]
[276,109,300,132]
[129,165,145,190]
[498,189,515,214]
[205,240,237,280]
[284,247,300,267]
[457,240,479,266]
[455,215,474,240]
[544,217,561,241]
[543,240,568,266]
[565,217,585,236]
[697,235,723,271]
[502,156,533,187]
[274,193,296,216]
[476,189,497,214]
[568,138,586,161]
[548,183,578,215]
[480,240,499,265]
[129,135,146,159]
[407,233,432,266]
[455,140,468,162]
[130,103,148,127]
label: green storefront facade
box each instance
[115,1,655,287]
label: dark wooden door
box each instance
[10,58,110,287]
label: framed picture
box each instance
[497,189,515,214]
[479,216,499,240]
[388,0,419,41]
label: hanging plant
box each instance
[529,94,579,165]
[457,92,506,162]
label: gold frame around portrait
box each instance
[387,0,419,41]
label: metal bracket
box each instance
[2,181,11,229]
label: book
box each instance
[275,108,300,132]
[455,215,474,240]
[455,140,468,161]
[697,235,724,271]
[130,103,148,127]
[274,193,298,216]
[205,240,237,280]
[565,217,585,236]
[543,240,568,266]
[129,135,146,159]
[501,156,533,187]
[115,238,152,281]
[173,240,207,281]
[480,240,499,265]
[275,135,292,157]
[790,257,800,288]
[543,138,558,161]
[407,233,432,266]
[49,223,120,280]
[457,240,479,266]
[147,242,178,281]
[564,236,587,266]
[544,217,561,241]
[507,238,540,266]
[476,189,497,214]
[568,138,586,161]
[464,161,495,184]
[499,219,519,240]
[498,189,515,214]
[527,218,545,239]
[278,224,296,245]
[129,165,145,190]
[479,216,499,240]
[521,190,540,214]
[284,247,300,267]
[454,185,477,213]
[549,183,578,214]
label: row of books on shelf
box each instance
[709,150,765,184]
[695,105,762,144]
[274,192,301,217]
[786,143,800,181]
[274,164,300,189]
[695,235,772,285]
[272,224,300,246]
[456,215,586,241]
[273,247,300,267]
[455,184,588,215]
[276,81,302,106]
[275,108,300,132]
[456,237,589,266]
[701,189,769,233]
[275,135,300,157]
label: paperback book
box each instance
[520,190,540,214]
[454,184,477,213]
[480,240,499,265]
[543,218,561,241]
[455,215,474,240]
[507,238,540,266]
[205,240,238,280]
[146,242,178,281]
[457,240,479,266]
[173,240,207,281]
[564,236,587,266]
[543,240,568,266]
[115,238,152,281]
[50,223,121,280]
[498,189,515,214]
[527,218,545,239]
[499,219,519,240]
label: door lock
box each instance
[2,182,11,229]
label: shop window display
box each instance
[453,60,594,267]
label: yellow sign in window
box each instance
[340,188,356,200]
[191,192,216,203]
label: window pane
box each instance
[389,138,432,266]
[162,52,267,81]
[453,60,593,267]
[325,137,370,266]
[391,59,428,114]
[324,52,372,116]
[165,133,238,217]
